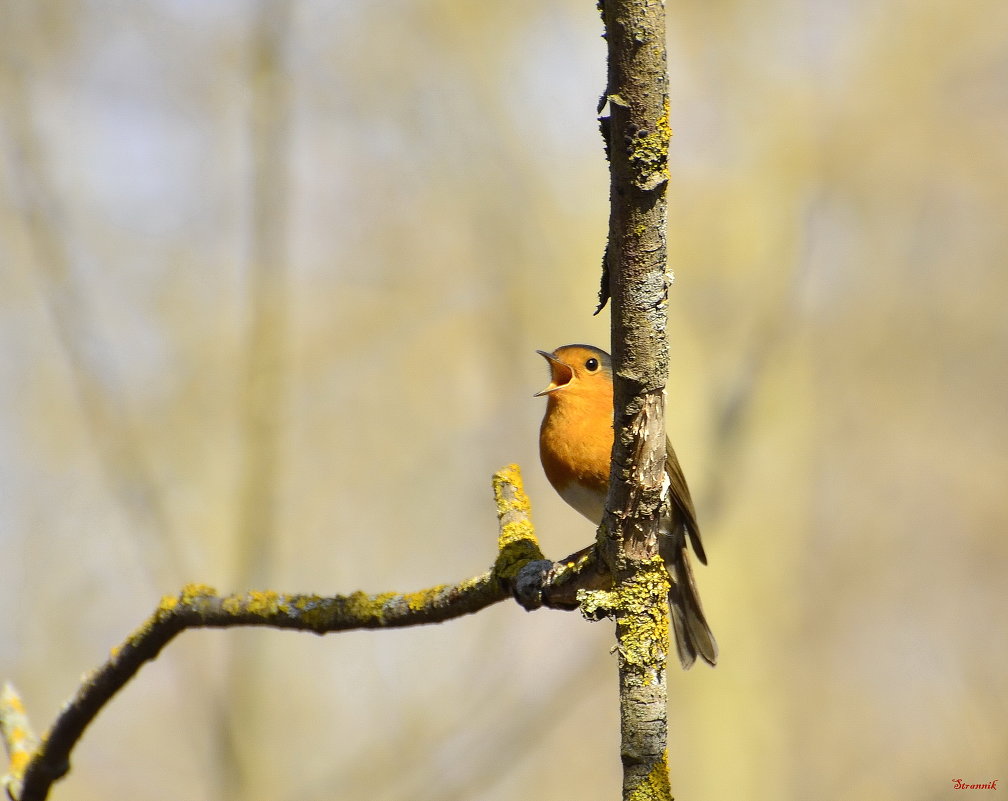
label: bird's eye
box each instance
[585,358,599,371]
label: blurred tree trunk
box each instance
[222,2,294,798]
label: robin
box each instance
[535,344,717,668]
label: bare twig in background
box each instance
[0,686,37,801]
[0,465,614,801]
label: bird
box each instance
[535,344,717,668]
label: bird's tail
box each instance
[666,540,718,669]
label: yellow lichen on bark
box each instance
[244,590,281,616]
[283,594,331,630]
[2,694,24,716]
[493,537,544,582]
[627,750,672,801]
[8,743,31,776]
[402,584,449,611]
[342,590,398,624]
[577,556,670,674]
[628,98,671,190]
[614,557,670,672]
[0,683,38,796]
[492,463,531,517]
[491,464,545,580]
[177,583,218,610]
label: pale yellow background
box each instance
[1,1,1005,799]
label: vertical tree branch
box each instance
[597,0,674,798]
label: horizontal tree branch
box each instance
[1,464,613,801]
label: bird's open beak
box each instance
[534,350,574,396]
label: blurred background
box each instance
[1,1,1006,799]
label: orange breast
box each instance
[539,393,613,524]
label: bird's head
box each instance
[534,344,613,401]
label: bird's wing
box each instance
[665,437,706,565]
